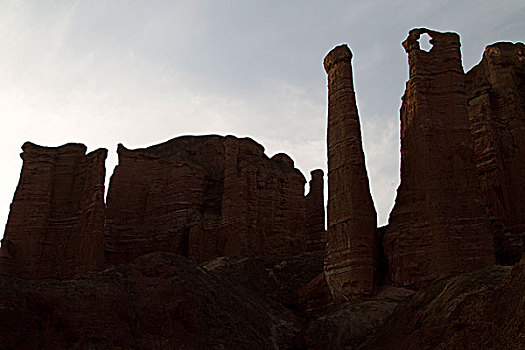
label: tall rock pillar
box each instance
[384,29,494,288]
[324,44,377,301]
[466,42,525,265]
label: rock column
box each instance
[324,44,377,301]
[0,142,107,279]
[384,29,494,288]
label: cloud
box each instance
[1,0,524,237]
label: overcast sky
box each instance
[1,1,524,238]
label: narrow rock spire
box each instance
[324,44,377,302]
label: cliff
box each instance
[466,42,525,265]
[0,143,107,279]
[105,135,314,265]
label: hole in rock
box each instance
[418,33,433,52]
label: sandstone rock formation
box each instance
[305,169,326,252]
[384,28,494,288]
[0,142,107,279]
[324,44,377,301]
[104,135,312,265]
[466,42,525,265]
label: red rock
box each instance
[0,142,107,279]
[466,42,525,265]
[384,29,494,288]
[104,135,309,265]
[324,44,377,301]
[305,169,326,252]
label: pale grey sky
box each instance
[1,0,524,238]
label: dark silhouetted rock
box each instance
[104,135,309,265]
[202,251,324,312]
[0,253,303,350]
[324,44,377,301]
[466,42,525,265]
[305,169,326,252]
[303,286,413,350]
[0,142,107,279]
[366,261,525,349]
[384,28,494,288]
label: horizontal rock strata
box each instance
[384,28,494,288]
[104,135,312,265]
[324,44,377,301]
[0,142,107,279]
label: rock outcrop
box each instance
[324,45,377,301]
[0,253,304,350]
[104,135,311,265]
[305,169,326,252]
[384,28,494,288]
[366,261,524,350]
[0,142,107,279]
[466,42,525,265]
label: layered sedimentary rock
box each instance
[0,142,107,279]
[104,135,310,265]
[305,169,326,252]
[324,45,377,301]
[384,28,494,288]
[466,42,525,265]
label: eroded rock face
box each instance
[104,135,309,265]
[0,142,107,279]
[324,44,377,301]
[384,29,494,288]
[466,42,525,265]
[305,169,326,252]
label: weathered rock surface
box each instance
[202,251,324,312]
[0,142,107,279]
[466,42,525,265]
[305,170,326,252]
[302,287,413,350]
[324,44,377,301]
[384,28,494,288]
[104,135,310,265]
[366,261,525,349]
[0,252,303,350]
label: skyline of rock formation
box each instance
[0,30,523,294]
